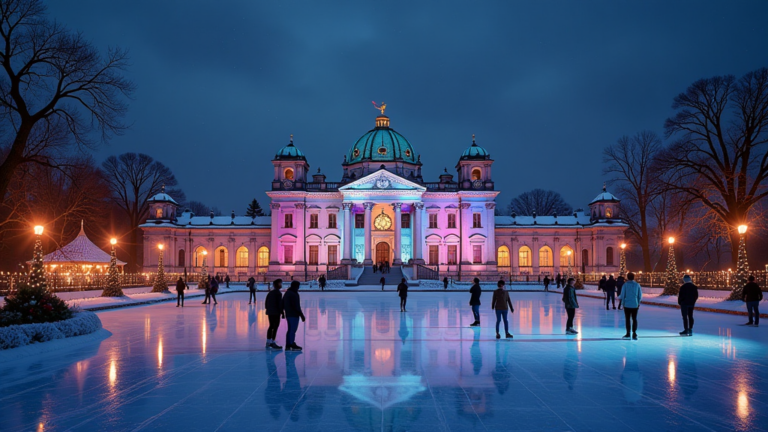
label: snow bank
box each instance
[0,311,102,350]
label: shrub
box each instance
[1,284,72,327]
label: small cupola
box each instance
[456,134,494,190]
[147,185,178,222]
[589,184,621,221]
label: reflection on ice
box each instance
[339,375,426,410]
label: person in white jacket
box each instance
[618,272,643,340]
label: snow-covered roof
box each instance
[42,222,126,265]
[141,211,271,228]
[148,192,178,204]
[590,186,620,204]
[495,211,625,227]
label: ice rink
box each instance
[1,290,765,431]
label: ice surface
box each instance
[0,291,766,431]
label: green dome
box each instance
[346,116,419,164]
[274,136,305,160]
[460,135,490,160]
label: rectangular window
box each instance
[309,214,318,229]
[284,245,293,264]
[447,213,456,229]
[355,213,365,228]
[447,245,457,265]
[284,213,293,228]
[428,213,438,229]
[309,245,318,265]
[429,245,439,265]
[328,245,338,265]
[519,249,531,267]
[472,245,482,264]
[328,213,337,229]
[472,213,482,228]
[401,214,410,229]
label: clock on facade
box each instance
[374,212,392,230]
[282,179,294,189]
[472,179,483,189]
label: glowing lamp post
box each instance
[663,236,679,295]
[152,243,169,293]
[29,225,48,291]
[728,225,750,300]
[619,243,627,277]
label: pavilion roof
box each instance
[41,222,126,266]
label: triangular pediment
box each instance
[339,169,426,192]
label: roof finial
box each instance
[79,220,85,236]
[472,134,476,145]
[603,182,606,192]
[289,134,294,145]
[161,184,165,193]
[372,101,386,115]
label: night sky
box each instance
[48,1,768,214]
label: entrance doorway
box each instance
[375,242,390,265]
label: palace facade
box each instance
[140,111,626,281]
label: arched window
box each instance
[539,246,553,267]
[178,249,185,267]
[257,246,269,267]
[284,168,294,180]
[215,246,228,267]
[194,246,207,267]
[497,246,510,267]
[559,246,574,267]
[236,246,248,267]
[606,247,615,266]
[471,168,482,180]
[155,208,163,218]
[605,207,613,218]
[519,246,532,267]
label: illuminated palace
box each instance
[141,107,626,281]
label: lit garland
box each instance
[198,257,209,291]
[728,235,749,300]
[619,248,627,278]
[662,242,679,295]
[102,242,124,297]
[152,247,169,293]
[29,234,48,291]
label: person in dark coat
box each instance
[616,275,625,310]
[543,275,550,292]
[491,280,514,339]
[380,276,386,291]
[443,277,449,290]
[224,274,230,288]
[318,274,326,291]
[397,278,408,312]
[202,275,212,304]
[209,276,219,305]
[742,275,763,327]
[598,275,607,292]
[281,280,305,351]
[605,275,617,310]
[247,276,257,304]
[265,279,284,349]
[562,277,579,335]
[469,277,482,327]
[555,273,562,289]
[677,275,699,336]
[175,277,186,307]
[373,264,378,273]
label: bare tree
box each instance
[508,189,573,216]
[187,200,221,217]
[662,68,768,265]
[603,131,664,272]
[0,0,133,211]
[101,153,179,270]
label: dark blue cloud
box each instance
[48,1,768,212]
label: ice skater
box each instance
[224,274,230,288]
[318,274,326,291]
[742,275,763,327]
[543,275,550,292]
[469,277,482,327]
[605,275,617,310]
[397,278,408,312]
[380,276,386,291]
[616,274,625,309]
[247,276,257,304]
[619,272,642,340]
[562,277,579,334]
[209,275,219,305]
[281,280,305,351]
[443,276,449,290]
[555,273,562,289]
[202,275,212,304]
[265,279,284,349]
[175,276,185,307]
[491,280,514,339]
[677,275,698,336]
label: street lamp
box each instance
[34,225,44,236]
[619,243,627,277]
[110,238,117,246]
[729,224,750,300]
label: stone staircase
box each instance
[355,266,404,287]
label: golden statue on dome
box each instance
[372,101,386,115]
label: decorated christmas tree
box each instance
[28,230,48,291]
[619,248,627,278]
[152,247,169,293]
[102,241,124,297]
[728,234,749,300]
[662,241,679,295]
[198,263,209,291]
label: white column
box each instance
[460,203,471,263]
[393,203,402,264]
[342,203,352,262]
[269,203,280,263]
[532,236,540,275]
[485,203,496,264]
[363,202,373,264]
[294,203,306,263]
[413,202,424,263]
[511,237,519,274]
